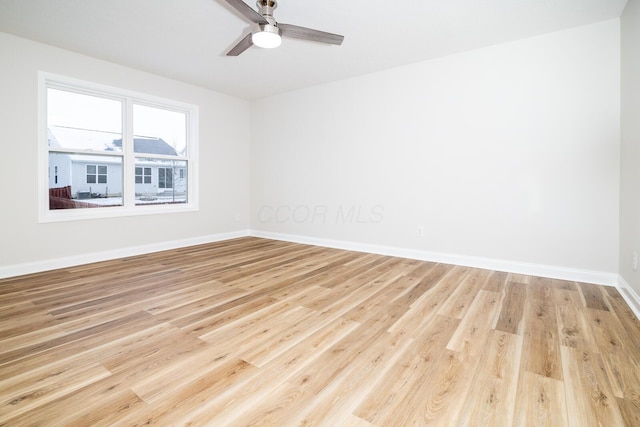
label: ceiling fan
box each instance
[223,0,344,56]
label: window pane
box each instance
[165,169,173,188]
[87,165,96,174]
[47,89,122,153]
[135,158,187,205]
[49,153,123,209]
[98,165,107,174]
[158,169,165,188]
[133,104,186,156]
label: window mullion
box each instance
[123,98,135,207]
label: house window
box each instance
[87,165,108,184]
[40,73,198,221]
[158,167,173,189]
[135,167,151,184]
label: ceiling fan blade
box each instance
[227,33,254,56]
[278,23,344,45]
[223,0,268,25]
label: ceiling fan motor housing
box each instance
[257,0,277,25]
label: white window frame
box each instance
[38,72,199,222]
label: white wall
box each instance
[0,19,624,283]
[0,32,250,276]
[620,0,640,298]
[251,20,621,279]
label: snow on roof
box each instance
[49,126,179,156]
[49,126,122,152]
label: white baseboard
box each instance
[616,275,640,321]
[249,229,619,287]
[0,230,249,279]
[2,228,625,301]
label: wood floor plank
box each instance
[521,278,563,380]
[585,308,640,402]
[437,268,492,319]
[455,330,523,427]
[237,305,325,367]
[8,385,146,427]
[553,288,599,352]
[494,281,527,335]
[549,278,578,292]
[171,316,361,426]
[403,349,477,425]
[97,322,207,374]
[54,389,146,427]
[354,314,460,424]
[560,346,625,427]
[506,272,532,284]
[117,359,257,426]
[605,287,640,355]
[149,286,251,326]
[446,289,502,356]
[0,324,68,353]
[236,328,413,427]
[483,270,508,292]
[0,237,637,425]
[579,282,611,312]
[387,264,469,337]
[513,371,569,427]
[0,308,57,337]
[220,314,403,426]
[617,396,640,427]
[0,310,156,367]
[392,262,453,307]
[0,361,111,423]
[177,294,279,336]
[341,273,416,323]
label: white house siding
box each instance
[49,152,72,188]
[70,156,123,197]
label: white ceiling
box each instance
[0,0,628,100]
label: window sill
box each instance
[38,202,199,223]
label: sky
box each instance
[47,88,187,154]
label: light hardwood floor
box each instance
[1,237,639,426]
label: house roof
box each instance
[49,126,179,156]
[112,137,179,156]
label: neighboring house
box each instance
[48,126,186,200]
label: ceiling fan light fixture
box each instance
[223,0,344,56]
[252,24,282,48]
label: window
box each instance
[135,167,151,184]
[87,165,108,184]
[40,73,198,221]
[158,167,173,189]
